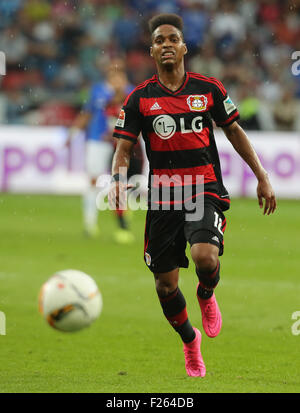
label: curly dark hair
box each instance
[148,14,184,38]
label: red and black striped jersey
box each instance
[113,71,240,211]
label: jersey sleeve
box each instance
[113,89,142,144]
[209,78,240,127]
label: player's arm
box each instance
[108,138,134,210]
[222,121,277,215]
[111,137,133,177]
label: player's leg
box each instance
[154,268,195,343]
[190,241,222,338]
[154,269,206,377]
[112,154,141,244]
[144,210,205,377]
[145,211,190,339]
[83,140,112,237]
[82,175,99,237]
[191,242,220,299]
[113,206,135,243]
[185,204,226,338]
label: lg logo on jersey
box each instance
[153,115,176,140]
[153,114,203,140]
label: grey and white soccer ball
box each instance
[39,269,102,332]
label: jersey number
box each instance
[214,212,223,235]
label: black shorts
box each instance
[144,201,227,273]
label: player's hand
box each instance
[108,181,133,210]
[257,177,277,215]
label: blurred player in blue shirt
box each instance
[66,59,134,239]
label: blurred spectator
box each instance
[274,8,300,47]
[22,0,52,23]
[56,13,84,59]
[113,6,141,50]
[182,1,209,53]
[54,56,85,90]
[86,13,114,47]
[189,41,223,79]
[258,0,281,26]
[237,79,274,131]
[210,0,246,58]
[0,0,23,28]
[129,0,180,14]
[51,0,74,19]
[272,89,300,131]
[0,25,28,68]
[237,0,259,31]
[237,80,262,130]
[3,90,31,124]
[259,66,282,102]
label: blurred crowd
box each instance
[0,0,300,131]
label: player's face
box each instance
[150,25,187,69]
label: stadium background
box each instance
[0,0,300,129]
[0,0,300,394]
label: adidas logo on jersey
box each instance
[212,236,219,244]
[150,102,162,110]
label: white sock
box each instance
[82,186,98,230]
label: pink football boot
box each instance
[183,328,206,377]
[197,286,222,338]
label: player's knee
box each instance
[191,248,218,273]
[196,258,221,290]
[154,276,178,299]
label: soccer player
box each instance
[108,14,276,377]
[66,59,135,241]
[105,87,144,244]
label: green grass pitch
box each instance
[0,194,299,393]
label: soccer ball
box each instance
[39,269,102,332]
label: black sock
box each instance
[197,284,213,300]
[196,261,220,300]
[158,288,195,343]
[117,213,128,230]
